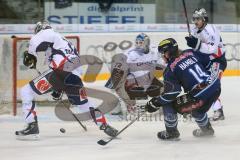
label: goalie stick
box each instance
[34,68,87,131]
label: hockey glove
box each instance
[51,90,63,101]
[23,51,37,69]
[185,36,201,50]
[145,97,162,113]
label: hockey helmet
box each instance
[135,33,150,54]
[192,8,208,23]
[34,20,52,34]
[158,38,178,60]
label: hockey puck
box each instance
[60,128,66,133]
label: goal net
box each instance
[0,35,80,115]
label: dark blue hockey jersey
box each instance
[158,49,220,105]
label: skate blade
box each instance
[159,138,181,141]
[209,116,225,121]
[193,135,215,138]
[16,134,40,141]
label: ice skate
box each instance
[100,123,118,137]
[15,121,39,140]
[212,108,225,121]
[193,122,214,137]
[157,129,180,141]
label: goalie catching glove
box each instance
[23,51,37,69]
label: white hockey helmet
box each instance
[135,33,150,53]
[34,20,52,34]
[192,8,208,22]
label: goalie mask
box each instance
[192,8,208,23]
[34,21,52,34]
[135,33,150,54]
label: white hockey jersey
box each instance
[192,24,225,59]
[28,28,79,69]
[123,45,165,87]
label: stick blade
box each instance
[97,139,108,146]
[83,126,87,131]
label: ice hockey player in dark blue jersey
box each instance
[145,38,221,140]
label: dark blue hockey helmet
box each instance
[158,38,178,59]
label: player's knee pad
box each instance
[21,84,35,102]
[22,101,37,123]
[67,93,88,105]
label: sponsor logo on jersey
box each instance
[136,60,157,66]
[35,77,52,93]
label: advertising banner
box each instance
[45,2,156,24]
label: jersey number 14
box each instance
[189,64,208,83]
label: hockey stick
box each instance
[182,0,191,36]
[59,99,87,131]
[34,68,87,131]
[97,111,145,146]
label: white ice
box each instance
[0,77,239,160]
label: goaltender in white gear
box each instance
[106,33,165,114]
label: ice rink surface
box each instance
[0,77,239,160]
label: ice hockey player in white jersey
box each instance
[15,21,118,139]
[105,33,165,114]
[185,8,227,121]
